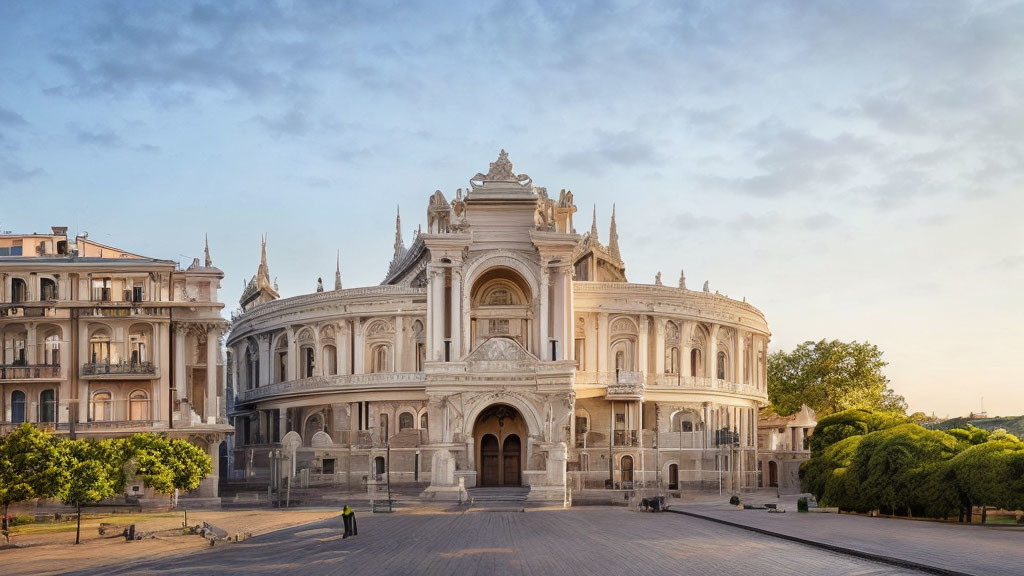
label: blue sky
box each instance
[2,1,1022,417]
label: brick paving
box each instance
[679,503,1024,576]
[64,507,919,576]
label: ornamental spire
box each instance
[609,204,620,259]
[334,250,343,290]
[204,233,212,267]
[257,234,270,285]
[394,205,405,258]
[590,205,599,242]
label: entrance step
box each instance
[467,487,530,511]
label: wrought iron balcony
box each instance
[0,364,61,380]
[81,361,156,377]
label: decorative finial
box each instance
[679,269,686,289]
[655,271,663,286]
[703,280,710,293]
[316,277,324,293]
[590,205,599,242]
[204,233,212,267]
[394,205,405,257]
[609,203,620,259]
[335,250,342,291]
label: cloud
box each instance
[0,105,28,128]
[0,156,43,184]
[558,130,666,173]
[70,124,122,147]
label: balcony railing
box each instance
[81,361,156,376]
[0,364,61,379]
[239,372,427,403]
[613,430,639,447]
[575,371,764,398]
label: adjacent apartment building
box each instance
[0,227,230,497]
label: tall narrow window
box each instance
[10,278,27,303]
[399,412,414,431]
[39,389,56,423]
[129,390,149,421]
[717,351,727,380]
[45,334,61,365]
[11,391,26,423]
[91,278,111,302]
[40,278,57,301]
[91,391,112,422]
[691,349,699,377]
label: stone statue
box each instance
[316,277,324,293]
[703,280,709,293]
[655,271,663,286]
[679,269,686,289]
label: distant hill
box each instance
[926,415,1024,438]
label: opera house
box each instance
[226,151,771,502]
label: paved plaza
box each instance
[682,503,1024,576]
[64,507,924,576]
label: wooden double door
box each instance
[480,433,521,487]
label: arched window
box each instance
[399,412,414,431]
[666,347,679,374]
[129,390,149,421]
[91,391,112,422]
[322,345,337,376]
[10,390,26,423]
[40,278,57,300]
[10,278,27,303]
[44,334,61,365]
[717,351,727,380]
[371,344,391,373]
[39,389,56,423]
[420,412,428,429]
[301,346,315,378]
[691,349,700,377]
[89,330,111,364]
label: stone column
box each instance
[394,315,403,372]
[450,267,462,360]
[551,267,565,361]
[174,325,186,403]
[597,313,609,373]
[709,325,719,379]
[339,321,350,375]
[430,267,444,360]
[353,319,365,374]
[736,332,745,386]
[539,266,550,360]
[637,315,649,374]
[206,326,219,424]
[259,334,271,386]
[26,324,37,366]
[78,320,89,420]
[286,327,297,381]
[654,318,666,375]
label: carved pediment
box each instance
[465,337,538,363]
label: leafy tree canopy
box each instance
[768,339,906,418]
[0,423,66,514]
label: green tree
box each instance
[0,424,66,543]
[768,339,905,417]
[807,409,906,456]
[948,437,1024,523]
[60,439,116,544]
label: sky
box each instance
[1,1,1022,418]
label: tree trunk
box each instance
[75,504,82,545]
[982,505,987,524]
[4,503,9,544]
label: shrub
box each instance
[797,497,808,512]
[729,495,740,505]
[10,514,34,526]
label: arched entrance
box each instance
[668,463,679,491]
[768,460,778,488]
[621,455,634,486]
[473,404,527,487]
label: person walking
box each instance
[342,505,358,538]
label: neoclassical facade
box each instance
[0,228,231,497]
[228,151,770,501]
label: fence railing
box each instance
[0,364,61,379]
